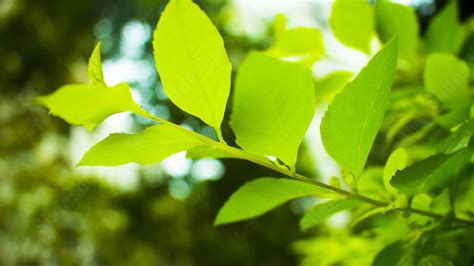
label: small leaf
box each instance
[36,83,140,131]
[424,53,470,104]
[425,0,461,54]
[153,0,231,137]
[230,52,315,168]
[430,188,451,214]
[383,148,408,194]
[267,26,324,65]
[215,177,319,225]
[330,0,374,53]
[375,0,418,62]
[78,125,203,166]
[351,206,386,227]
[299,199,362,231]
[320,39,398,177]
[329,176,342,189]
[88,42,106,86]
[390,148,471,196]
[418,255,453,266]
[439,118,474,153]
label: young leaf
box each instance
[267,26,325,65]
[88,42,106,86]
[425,0,461,54]
[36,83,140,131]
[78,125,203,166]
[390,148,471,196]
[230,52,315,169]
[330,0,374,53]
[375,0,418,62]
[299,199,362,231]
[320,39,398,177]
[153,0,231,138]
[215,177,320,225]
[383,148,408,194]
[351,206,387,227]
[424,54,470,104]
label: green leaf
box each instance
[439,118,474,153]
[424,53,470,104]
[88,42,105,86]
[267,26,324,65]
[390,148,471,196]
[36,83,140,131]
[375,0,418,62]
[153,0,231,137]
[351,206,386,227]
[320,39,398,177]
[383,148,408,194]
[299,199,362,231]
[330,0,374,53]
[78,125,203,166]
[425,0,461,54]
[418,255,453,266]
[215,177,319,225]
[230,52,315,168]
[372,241,415,266]
[430,188,451,214]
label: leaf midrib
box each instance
[177,6,218,128]
[353,51,393,175]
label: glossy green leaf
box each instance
[300,199,362,231]
[383,148,408,194]
[268,26,324,65]
[320,39,398,177]
[88,42,105,86]
[36,83,140,131]
[375,0,418,62]
[425,0,461,54]
[153,0,231,136]
[215,177,319,225]
[78,125,203,166]
[424,53,470,104]
[390,148,471,196]
[230,52,315,168]
[330,0,374,53]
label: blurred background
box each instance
[0,0,473,265]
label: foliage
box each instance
[37,0,474,265]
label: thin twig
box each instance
[138,110,474,226]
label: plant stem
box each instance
[137,110,474,226]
